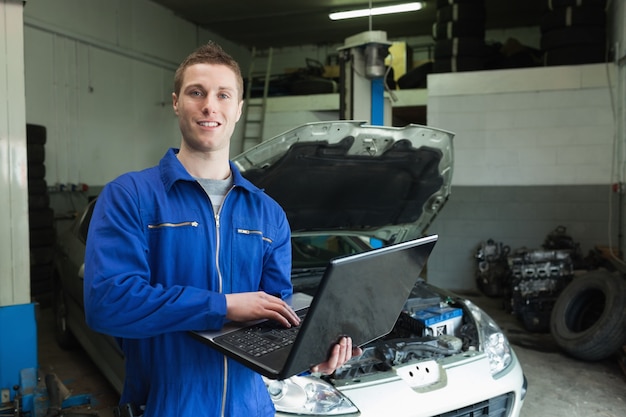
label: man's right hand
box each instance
[225,292,300,328]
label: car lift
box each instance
[338,30,392,126]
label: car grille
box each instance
[435,392,514,417]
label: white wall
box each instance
[427,64,615,186]
[23,0,250,187]
[423,61,620,289]
[1,0,30,307]
[612,0,626,201]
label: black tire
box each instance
[26,124,47,145]
[28,178,48,195]
[434,38,491,59]
[27,163,46,180]
[544,44,607,66]
[546,0,606,10]
[541,26,606,50]
[437,4,486,22]
[540,6,606,33]
[27,143,45,164]
[29,207,54,229]
[437,0,485,8]
[28,193,51,210]
[433,56,485,73]
[550,270,626,361]
[290,78,337,95]
[30,227,56,247]
[397,62,433,89]
[31,263,54,296]
[432,21,485,40]
[53,275,78,349]
[30,246,55,265]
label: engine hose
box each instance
[375,338,462,365]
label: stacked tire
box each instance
[541,0,608,66]
[433,0,489,73]
[550,270,626,361]
[27,124,55,305]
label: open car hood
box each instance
[233,121,454,243]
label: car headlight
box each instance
[264,375,359,415]
[462,299,512,376]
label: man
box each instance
[84,41,358,416]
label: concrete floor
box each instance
[35,293,625,417]
[468,294,626,417]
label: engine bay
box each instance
[333,280,479,381]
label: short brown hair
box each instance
[174,41,244,99]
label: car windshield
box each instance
[291,234,374,269]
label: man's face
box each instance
[172,63,243,154]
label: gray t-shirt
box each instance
[196,175,233,214]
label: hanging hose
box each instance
[43,374,62,417]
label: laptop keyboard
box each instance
[221,308,308,357]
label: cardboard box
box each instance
[385,41,413,82]
[323,65,340,79]
[412,306,463,337]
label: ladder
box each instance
[242,47,273,150]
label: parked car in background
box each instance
[54,121,526,416]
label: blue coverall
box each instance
[84,148,293,416]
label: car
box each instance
[53,120,527,417]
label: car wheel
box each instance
[53,276,77,349]
[550,270,626,361]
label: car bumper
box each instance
[275,350,525,417]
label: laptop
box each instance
[191,234,438,379]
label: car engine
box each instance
[506,248,574,332]
[333,280,476,381]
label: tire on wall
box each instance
[541,26,606,51]
[27,123,55,304]
[543,44,607,66]
[436,0,485,7]
[540,6,606,33]
[546,0,606,9]
[432,20,485,40]
[550,270,626,361]
[437,4,485,22]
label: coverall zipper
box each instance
[147,221,199,228]
[216,187,273,416]
[216,186,235,417]
[237,228,273,243]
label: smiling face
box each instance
[172,63,244,156]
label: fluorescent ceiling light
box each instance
[329,2,424,20]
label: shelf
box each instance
[260,88,429,113]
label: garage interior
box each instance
[2,0,626,416]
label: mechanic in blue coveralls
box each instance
[83,41,360,417]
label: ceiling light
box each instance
[329,2,424,20]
